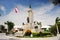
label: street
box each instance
[0,34,60,40]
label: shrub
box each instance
[42,32,52,36]
[24,30,32,36]
[32,32,39,37]
[39,32,43,36]
[32,32,52,37]
[6,32,10,35]
[49,25,57,36]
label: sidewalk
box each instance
[0,34,60,40]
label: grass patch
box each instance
[15,32,53,38]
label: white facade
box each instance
[27,6,33,29]
[21,5,43,32]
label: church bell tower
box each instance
[27,5,33,29]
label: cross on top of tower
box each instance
[29,5,31,8]
[28,5,32,12]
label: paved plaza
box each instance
[0,33,60,40]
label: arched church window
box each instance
[27,17,29,23]
[34,26,38,29]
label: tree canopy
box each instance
[49,0,60,5]
[4,21,14,32]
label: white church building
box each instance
[20,5,50,33]
[14,5,50,36]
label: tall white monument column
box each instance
[27,5,33,29]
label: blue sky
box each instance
[0,0,60,28]
[0,0,49,15]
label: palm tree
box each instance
[55,17,60,23]
[49,17,60,35]
[55,17,60,34]
[4,21,14,32]
[50,25,57,36]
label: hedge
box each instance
[24,30,32,36]
[32,32,52,37]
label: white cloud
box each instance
[33,4,55,26]
[0,5,6,15]
[0,5,5,12]
[0,5,28,26]
[0,4,60,28]
[55,9,60,14]
[33,4,54,15]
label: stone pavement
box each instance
[17,37,59,40]
[0,33,60,40]
[0,36,59,40]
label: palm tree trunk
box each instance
[56,23,59,34]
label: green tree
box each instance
[50,17,60,36]
[4,21,14,32]
[55,17,60,23]
[58,22,60,33]
[49,0,60,5]
[55,17,60,34]
[56,17,60,33]
[50,25,57,36]
[55,17,60,33]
